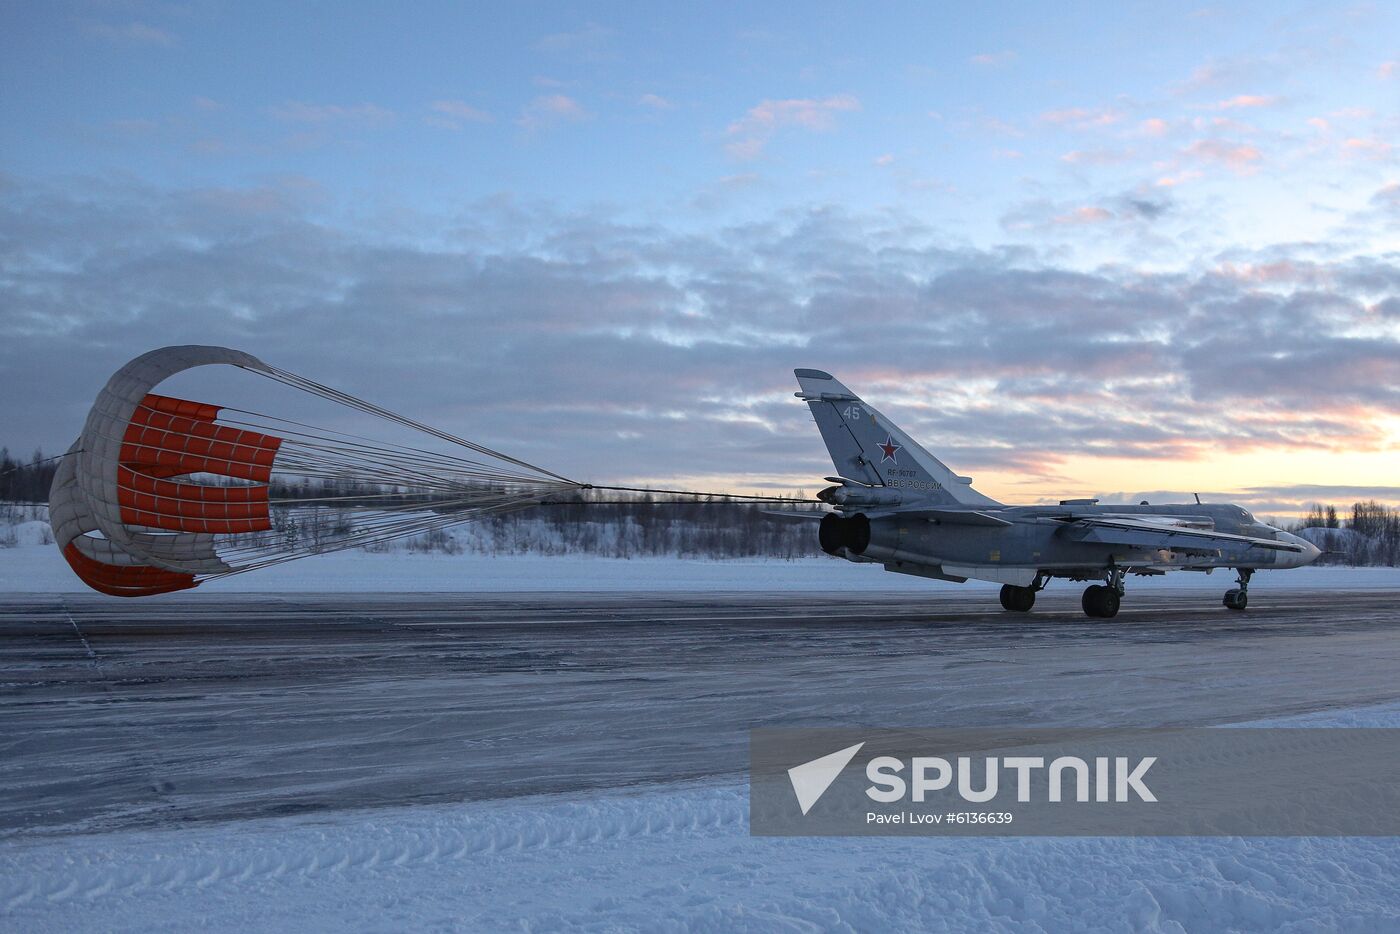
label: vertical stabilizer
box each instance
[794,369,1000,507]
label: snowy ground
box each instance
[3,541,1398,931]
[4,540,1400,594]
[3,701,1398,933]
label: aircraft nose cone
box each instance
[1278,531,1321,566]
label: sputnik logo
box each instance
[878,434,901,464]
[788,742,865,815]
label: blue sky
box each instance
[2,1,1398,512]
[6,1,1395,249]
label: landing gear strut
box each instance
[1082,567,1124,619]
[1223,568,1252,611]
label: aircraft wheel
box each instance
[1223,589,1248,611]
[1082,585,1121,619]
[999,584,1035,612]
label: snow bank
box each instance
[4,703,1398,932]
[3,543,1399,594]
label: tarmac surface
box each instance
[2,588,1399,837]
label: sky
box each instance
[1,0,1398,517]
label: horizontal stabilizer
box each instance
[900,508,1013,527]
[761,510,827,523]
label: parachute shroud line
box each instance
[51,344,811,597]
[52,345,588,594]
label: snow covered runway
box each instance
[2,584,1399,930]
[3,588,1399,836]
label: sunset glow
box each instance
[1,2,1396,518]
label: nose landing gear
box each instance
[1224,568,1252,610]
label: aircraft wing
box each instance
[1057,516,1305,554]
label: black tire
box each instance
[1000,584,1036,612]
[1223,589,1248,611]
[1082,585,1121,619]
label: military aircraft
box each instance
[789,369,1320,618]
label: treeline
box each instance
[12,446,1391,564]
[0,449,824,558]
[0,448,58,503]
[1294,501,1400,566]
[460,491,823,559]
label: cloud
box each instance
[517,94,591,129]
[1038,107,1126,130]
[1060,149,1135,166]
[1379,61,1398,78]
[79,20,176,46]
[638,94,673,110]
[1091,485,1400,515]
[1051,206,1114,226]
[1343,137,1393,159]
[1183,138,1262,171]
[1138,118,1171,137]
[973,115,1023,138]
[1153,170,1201,188]
[1211,94,1280,110]
[1172,56,1282,95]
[1003,191,1172,232]
[1118,196,1171,220]
[1372,182,1400,212]
[724,95,860,159]
[1,178,1396,489]
[970,51,1017,67]
[268,102,395,127]
[425,100,494,129]
[534,23,615,61]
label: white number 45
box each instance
[842,405,861,420]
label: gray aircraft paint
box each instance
[792,369,1320,609]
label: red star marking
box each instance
[878,434,901,463]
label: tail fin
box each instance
[794,369,1000,507]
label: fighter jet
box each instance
[790,369,1320,618]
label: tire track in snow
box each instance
[2,787,746,909]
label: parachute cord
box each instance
[579,484,816,504]
[0,451,75,477]
[254,365,577,484]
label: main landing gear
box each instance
[1082,567,1125,619]
[1223,568,1252,611]
[999,574,1047,613]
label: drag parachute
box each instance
[50,346,585,596]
